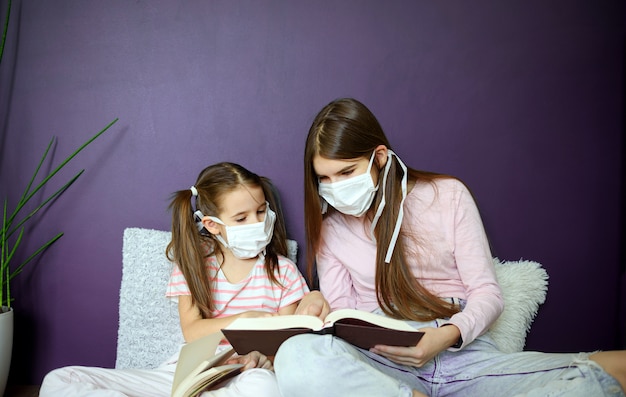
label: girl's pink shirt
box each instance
[317,177,504,349]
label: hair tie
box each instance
[193,210,206,231]
[190,186,198,196]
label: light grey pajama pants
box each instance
[40,355,280,397]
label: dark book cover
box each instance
[222,318,424,356]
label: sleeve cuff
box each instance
[441,323,463,349]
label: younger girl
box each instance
[165,162,309,395]
[275,98,626,397]
[40,162,309,397]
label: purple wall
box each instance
[0,0,623,385]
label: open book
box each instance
[171,331,243,397]
[221,308,424,356]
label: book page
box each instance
[175,363,243,397]
[172,331,234,394]
[224,314,325,331]
[324,309,418,331]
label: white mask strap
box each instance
[369,151,392,236]
[207,216,225,226]
[368,150,408,263]
[384,151,407,263]
[204,215,228,248]
[365,150,376,173]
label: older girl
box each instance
[275,98,625,397]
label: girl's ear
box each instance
[202,217,221,236]
[373,144,389,169]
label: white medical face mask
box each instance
[200,203,276,259]
[318,151,378,217]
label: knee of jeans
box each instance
[274,334,333,383]
[275,334,319,371]
[276,334,351,396]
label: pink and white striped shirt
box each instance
[166,254,309,318]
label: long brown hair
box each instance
[167,162,289,319]
[304,98,459,321]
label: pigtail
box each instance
[261,177,289,257]
[260,177,286,287]
[166,189,215,318]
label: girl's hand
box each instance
[295,291,330,320]
[369,325,460,367]
[226,351,273,371]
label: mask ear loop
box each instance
[199,213,230,250]
[258,202,275,260]
[385,151,407,263]
[320,197,328,214]
[369,152,392,237]
[369,150,408,263]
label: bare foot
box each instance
[412,390,428,397]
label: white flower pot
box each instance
[0,307,13,396]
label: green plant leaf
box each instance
[7,170,83,238]
[2,227,23,274]
[8,232,63,282]
[0,118,119,308]
[0,0,11,68]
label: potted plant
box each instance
[0,1,118,393]
[0,120,118,392]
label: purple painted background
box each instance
[0,0,623,385]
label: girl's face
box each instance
[313,144,389,186]
[313,155,374,185]
[216,185,267,227]
[204,183,275,260]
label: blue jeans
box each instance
[274,316,624,397]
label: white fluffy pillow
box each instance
[489,258,549,353]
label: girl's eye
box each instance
[235,217,246,223]
[341,169,354,176]
[257,209,266,215]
